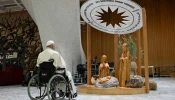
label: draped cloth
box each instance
[119,51,131,87]
[99,63,110,78]
[95,76,119,88]
[36,48,66,69]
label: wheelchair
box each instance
[27,60,73,100]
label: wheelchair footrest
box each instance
[66,92,77,98]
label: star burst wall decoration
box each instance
[96,7,129,27]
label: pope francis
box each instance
[36,40,77,98]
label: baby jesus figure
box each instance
[98,76,111,84]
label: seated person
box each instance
[99,55,110,78]
[36,40,77,97]
[92,55,110,85]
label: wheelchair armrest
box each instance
[56,68,66,71]
[56,68,66,76]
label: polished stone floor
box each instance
[0,77,175,100]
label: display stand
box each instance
[87,24,91,85]
[142,8,149,93]
[78,8,149,95]
[114,34,119,79]
[136,30,142,76]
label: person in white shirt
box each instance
[36,40,77,97]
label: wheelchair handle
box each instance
[56,68,66,71]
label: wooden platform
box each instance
[78,85,147,95]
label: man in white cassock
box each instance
[36,40,77,97]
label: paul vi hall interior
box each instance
[0,0,175,100]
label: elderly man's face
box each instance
[52,44,56,50]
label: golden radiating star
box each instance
[96,7,128,27]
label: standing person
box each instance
[36,40,77,97]
[119,43,131,87]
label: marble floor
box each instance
[0,77,175,100]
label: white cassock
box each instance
[36,48,76,94]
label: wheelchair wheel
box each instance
[67,82,73,100]
[27,74,47,100]
[47,74,67,100]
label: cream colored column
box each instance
[21,0,86,73]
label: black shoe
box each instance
[66,93,69,98]
[56,89,64,97]
[72,92,77,98]
[59,91,64,97]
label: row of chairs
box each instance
[76,62,114,76]
[74,62,114,84]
